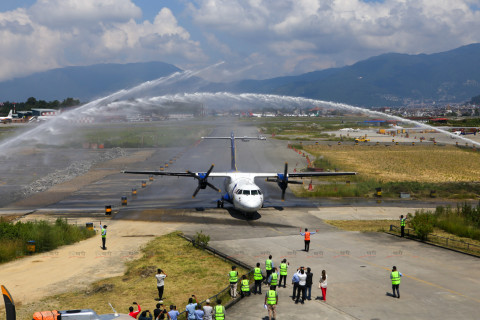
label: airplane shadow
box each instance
[226,207,262,221]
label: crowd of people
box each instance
[129,226,403,320]
[227,254,328,320]
[127,297,225,320]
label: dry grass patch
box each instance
[304,145,480,183]
[325,220,394,232]
[14,232,247,320]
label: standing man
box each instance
[101,224,107,250]
[300,228,316,252]
[253,262,263,294]
[265,255,273,284]
[229,266,239,298]
[291,270,299,300]
[296,268,307,304]
[155,268,167,301]
[305,267,313,301]
[268,267,279,291]
[213,299,225,320]
[400,215,407,237]
[240,275,251,298]
[264,286,278,320]
[185,295,198,320]
[279,259,289,288]
[390,266,402,298]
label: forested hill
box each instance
[202,43,480,107]
[2,44,480,107]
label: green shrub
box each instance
[0,218,95,263]
[193,231,210,249]
[410,210,435,240]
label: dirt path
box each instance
[0,216,183,305]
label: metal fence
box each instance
[389,225,480,254]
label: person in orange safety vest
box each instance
[300,228,316,252]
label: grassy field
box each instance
[0,122,212,148]
[294,144,480,199]
[81,124,212,148]
[252,116,385,141]
[13,232,248,320]
[304,144,480,183]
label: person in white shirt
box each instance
[155,269,167,301]
[319,270,327,301]
[202,299,213,320]
[296,268,307,304]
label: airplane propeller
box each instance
[187,164,221,198]
[266,162,303,200]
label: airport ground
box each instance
[1,120,479,319]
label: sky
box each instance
[0,0,480,83]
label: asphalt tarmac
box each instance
[1,119,478,319]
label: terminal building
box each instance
[31,109,59,117]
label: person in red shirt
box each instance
[128,302,141,318]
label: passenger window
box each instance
[251,190,258,195]
[243,190,250,195]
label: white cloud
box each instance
[189,0,480,80]
[0,1,204,82]
[29,0,142,28]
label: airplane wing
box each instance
[123,164,230,198]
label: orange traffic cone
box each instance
[308,180,313,191]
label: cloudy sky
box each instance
[1,0,479,83]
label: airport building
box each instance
[31,108,59,117]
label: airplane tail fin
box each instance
[7,110,12,118]
[202,132,266,171]
[1,285,16,320]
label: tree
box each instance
[409,210,434,240]
[26,97,37,106]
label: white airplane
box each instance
[0,110,13,122]
[123,132,356,217]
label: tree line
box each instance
[0,97,81,115]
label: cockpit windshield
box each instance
[251,190,258,195]
[242,190,250,195]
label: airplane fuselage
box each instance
[223,173,264,212]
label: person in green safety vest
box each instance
[253,262,264,294]
[264,286,278,320]
[213,299,225,320]
[100,224,107,250]
[268,267,279,290]
[279,259,289,288]
[390,266,402,298]
[400,215,407,237]
[228,266,238,298]
[265,255,273,284]
[240,275,250,298]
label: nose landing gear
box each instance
[217,200,224,208]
